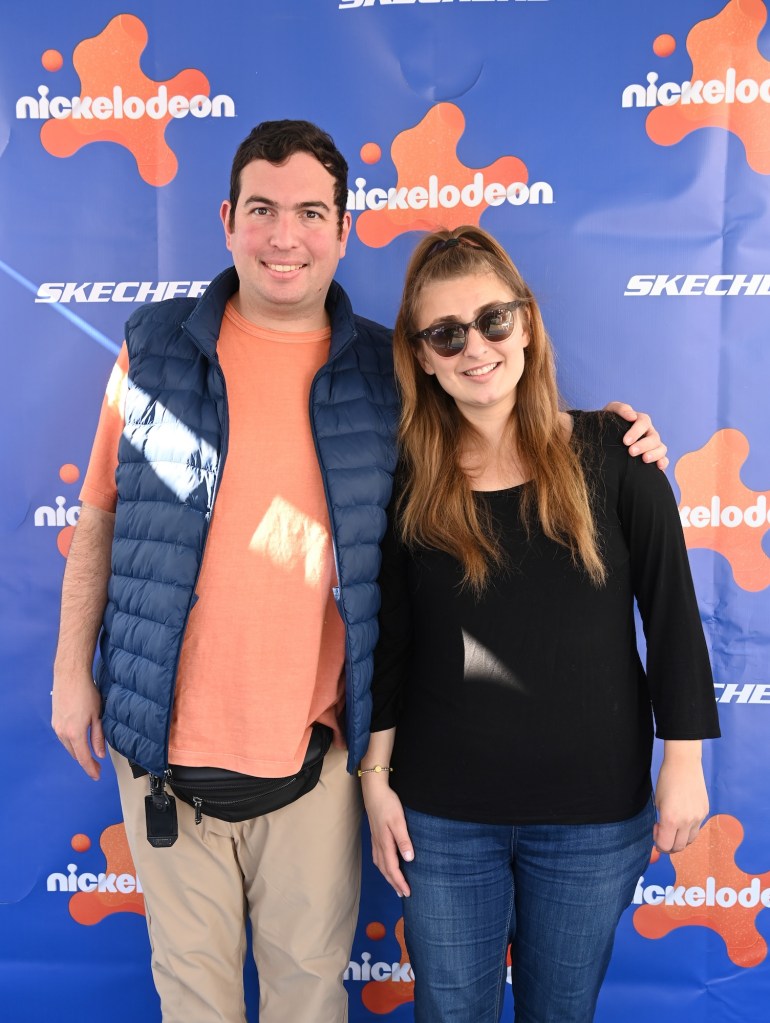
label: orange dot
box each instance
[59,463,80,484]
[41,49,63,72]
[71,833,91,853]
[653,34,676,58]
[360,142,382,165]
[366,921,386,940]
[57,525,75,558]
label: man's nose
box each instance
[269,214,299,249]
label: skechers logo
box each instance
[625,274,770,296]
[340,0,550,8]
[35,281,210,304]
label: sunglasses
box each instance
[410,301,523,359]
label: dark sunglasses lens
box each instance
[479,306,515,340]
[429,324,467,356]
[421,304,517,357]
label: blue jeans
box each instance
[401,797,655,1023]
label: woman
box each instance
[360,226,720,1023]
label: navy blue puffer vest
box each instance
[97,267,399,776]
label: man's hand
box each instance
[51,670,105,780]
[605,401,669,471]
[51,503,114,779]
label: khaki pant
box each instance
[112,745,362,1023]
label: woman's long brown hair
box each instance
[393,225,606,592]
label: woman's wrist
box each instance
[661,739,703,764]
[357,763,393,778]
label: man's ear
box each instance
[338,212,352,257]
[220,201,233,251]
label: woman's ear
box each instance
[521,308,531,349]
[416,347,436,376]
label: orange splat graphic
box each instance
[59,463,80,485]
[40,15,210,186]
[634,815,770,967]
[356,104,528,247]
[675,429,770,591]
[362,917,415,1014]
[71,833,91,853]
[57,524,75,558]
[68,823,145,925]
[647,0,770,173]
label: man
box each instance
[52,120,666,1022]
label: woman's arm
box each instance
[360,728,414,897]
[364,482,415,895]
[613,421,719,850]
[653,740,709,853]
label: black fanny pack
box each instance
[167,723,333,825]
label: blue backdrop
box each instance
[2,1,769,1019]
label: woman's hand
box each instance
[604,401,669,470]
[362,778,414,897]
[653,741,709,854]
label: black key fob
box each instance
[144,793,178,848]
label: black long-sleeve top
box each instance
[370,412,720,825]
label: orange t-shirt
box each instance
[81,301,346,775]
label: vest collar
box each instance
[182,267,357,361]
[325,279,358,360]
[182,266,239,360]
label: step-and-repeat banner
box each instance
[2,1,769,1020]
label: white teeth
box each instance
[465,363,498,377]
[266,263,303,273]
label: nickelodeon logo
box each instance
[624,0,770,174]
[633,876,770,910]
[17,14,235,186]
[34,496,80,528]
[34,463,80,557]
[680,496,770,529]
[623,68,770,109]
[17,85,233,122]
[47,862,143,896]
[634,815,770,968]
[675,429,770,591]
[46,826,145,925]
[346,951,413,983]
[349,173,551,213]
[352,103,553,248]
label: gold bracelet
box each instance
[357,764,393,777]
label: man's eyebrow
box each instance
[242,195,331,212]
[295,200,331,212]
